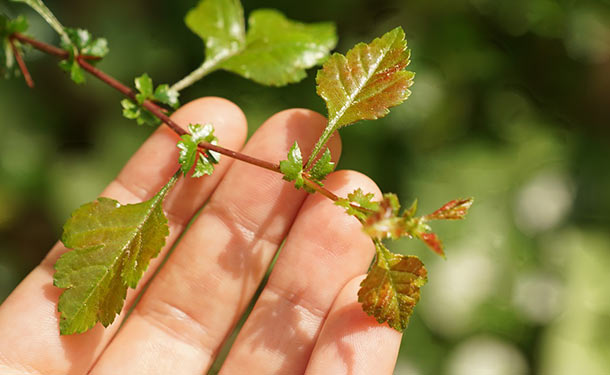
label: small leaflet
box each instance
[122,73,180,126]
[58,27,108,84]
[335,188,379,221]
[339,192,473,257]
[279,141,305,189]
[309,148,335,186]
[176,123,220,177]
[426,198,473,220]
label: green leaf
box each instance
[176,123,220,178]
[185,0,245,62]
[0,14,28,36]
[57,28,108,84]
[308,148,334,185]
[154,84,180,109]
[335,188,380,221]
[174,0,337,91]
[59,59,85,84]
[122,74,179,125]
[133,74,179,108]
[189,123,215,144]
[120,98,160,126]
[193,153,215,177]
[54,175,178,335]
[218,9,337,86]
[135,73,154,104]
[120,99,139,119]
[61,28,108,58]
[177,136,197,176]
[318,26,413,127]
[358,241,427,331]
[279,141,304,189]
[307,27,414,167]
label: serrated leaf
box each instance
[426,198,473,220]
[335,188,380,221]
[58,59,85,84]
[185,0,245,62]
[137,108,160,126]
[176,123,219,178]
[363,193,407,239]
[135,73,153,104]
[61,28,108,59]
[123,74,179,125]
[279,141,304,189]
[309,148,335,185]
[307,27,413,167]
[218,9,337,86]
[120,98,160,126]
[420,232,444,257]
[358,242,427,331]
[179,0,336,90]
[154,84,180,109]
[177,136,197,176]
[360,195,473,257]
[57,28,108,84]
[360,194,438,253]
[54,176,177,335]
[189,123,215,144]
[121,98,139,119]
[317,26,413,128]
[193,153,215,177]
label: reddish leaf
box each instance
[426,198,473,220]
[420,232,444,257]
[307,26,414,167]
[363,193,404,239]
[359,242,427,331]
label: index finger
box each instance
[0,97,247,375]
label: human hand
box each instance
[0,98,402,375]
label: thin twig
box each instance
[12,33,67,58]
[8,37,34,88]
[13,32,358,201]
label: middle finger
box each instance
[90,108,341,375]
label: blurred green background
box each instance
[2,0,610,374]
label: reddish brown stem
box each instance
[11,34,103,62]
[76,57,282,173]
[13,32,353,199]
[8,37,34,88]
[12,33,67,58]
[303,175,339,201]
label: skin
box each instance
[0,97,402,375]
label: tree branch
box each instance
[11,32,360,204]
